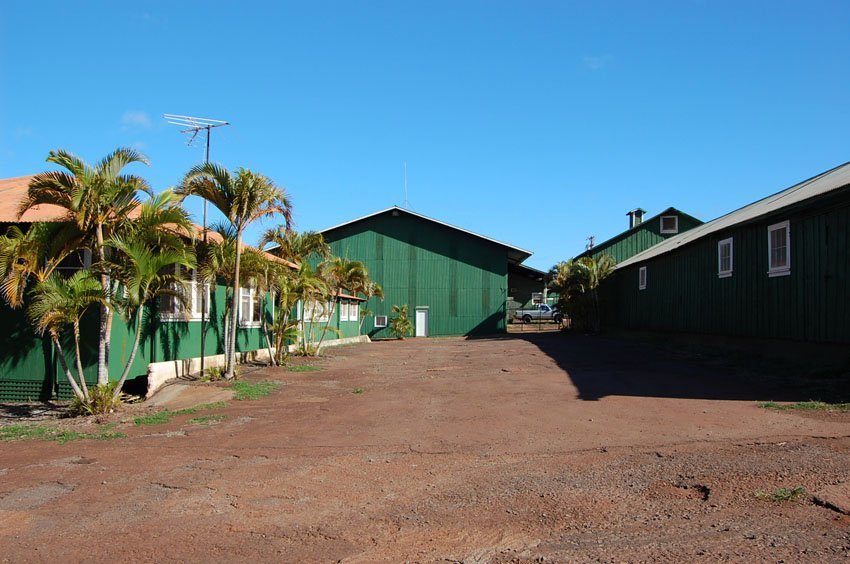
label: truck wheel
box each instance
[553,314,563,325]
[522,315,532,324]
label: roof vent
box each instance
[627,208,646,229]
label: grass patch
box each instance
[188,414,226,425]
[0,424,126,444]
[758,400,850,411]
[287,364,323,372]
[231,380,279,401]
[754,486,807,502]
[352,387,364,394]
[133,401,229,426]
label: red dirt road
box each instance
[2,333,849,562]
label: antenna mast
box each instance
[403,161,410,209]
[164,113,230,379]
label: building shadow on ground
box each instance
[489,330,850,403]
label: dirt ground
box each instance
[2,332,850,562]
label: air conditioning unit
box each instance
[374,315,388,328]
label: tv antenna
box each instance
[164,113,230,380]
[586,235,596,250]
[403,161,410,209]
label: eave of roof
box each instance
[576,206,703,259]
[508,262,548,279]
[618,161,850,269]
[319,206,533,264]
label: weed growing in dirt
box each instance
[758,401,850,411]
[754,487,808,502]
[133,402,229,426]
[287,365,323,372]
[231,380,279,401]
[188,415,226,425]
[0,424,126,444]
[352,387,364,394]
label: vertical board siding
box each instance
[324,212,509,338]
[601,195,850,343]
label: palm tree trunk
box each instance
[226,233,243,379]
[95,222,111,385]
[316,299,336,351]
[51,334,85,401]
[262,294,276,366]
[72,321,90,400]
[113,305,145,401]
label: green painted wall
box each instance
[323,212,510,338]
[600,189,850,343]
[578,211,703,264]
[1,280,276,401]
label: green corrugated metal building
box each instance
[576,207,703,263]
[320,207,533,338]
[600,162,850,343]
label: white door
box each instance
[415,308,429,337]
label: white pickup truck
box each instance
[514,304,563,324]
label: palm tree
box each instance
[178,164,291,379]
[315,257,369,350]
[107,235,194,400]
[28,271,106,402]
[549,254,616,332]
[21,148,152,385]
[0,222,83,308]
[389,304,413,339]
[260,227,331,264]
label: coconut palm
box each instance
[21,148,152,385]
[28,271,106,402]
[178,164,291,379]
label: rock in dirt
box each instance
[813,483,850,515]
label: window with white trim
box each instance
[767,221,790,277]
[349,301,358,323]
[374,315,388,328]
[160,266,209,321]
[239,285,263,327]
[718,238,733,278]
[638,266,647,290]
[304,300,330,322]
[340,300,350,321]
[660,215,679,234]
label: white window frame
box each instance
[160,266,209,322]
[638,266,647,290]
[340,300,349,322]
[374,315,388,328]
[349,301,358,323]
[717,237,733,278]
[767,220,791,277]
[660,215,679,234]
[238,285,263,328]
[304,300,330,323]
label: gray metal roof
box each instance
[320,206,533,264]
[618,161,850,269]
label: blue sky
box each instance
[1,1,849,270]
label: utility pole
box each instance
[164,114,230,379]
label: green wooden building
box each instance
[600,162,850,343]
[319,207,533,338]
[576,207,703,264]
[0,175,358,402]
